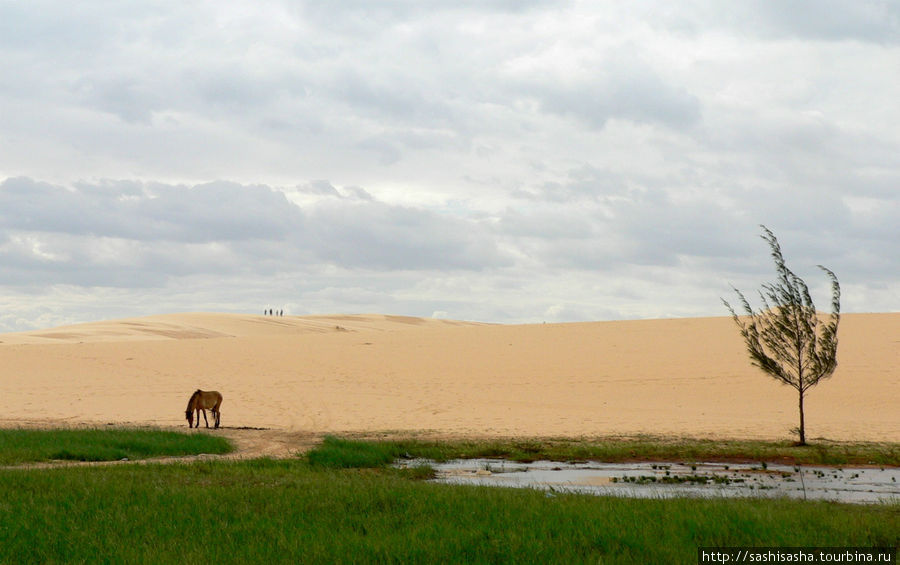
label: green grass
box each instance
[0,428,233,465]
[351,435,900,466]
[307,436,402,468]
[0,434,896,563]
[0,457,896,564]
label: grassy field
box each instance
[0,427,232,465]
[1,456,897,564]
[330,435,900,466]
[0,433,897,564]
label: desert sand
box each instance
[0,312,897,448]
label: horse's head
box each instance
[185,410,193,427]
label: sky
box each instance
[0,0,898,331]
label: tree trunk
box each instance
[798,388,806,446]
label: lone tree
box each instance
[722,225,840,445]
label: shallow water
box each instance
[408,459,900,504]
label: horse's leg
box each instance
[213,397,222,429]
[193,409,199,428]
[202,409,209,428]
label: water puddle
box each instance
[407,459,900,504]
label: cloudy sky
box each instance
[1,1,898,331]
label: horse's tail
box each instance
[213,391,223,412]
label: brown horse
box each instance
[185,389,223,429]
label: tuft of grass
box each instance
[0,428,233,465]
[306,436,402,468]
[397,463,437,480]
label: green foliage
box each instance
[397,463,437,480]
[723,225,841,445]
[0,459,895,564]
[306,436,401,468]
[2,434,897,562]
[362,436,900,467]
[0,428,232,465]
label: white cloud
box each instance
[0,1,898,330]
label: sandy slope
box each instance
[0,312,896,442]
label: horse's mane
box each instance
[186,389,201,412]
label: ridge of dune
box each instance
[0,312,487,344]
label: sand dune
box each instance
[0,312,896,442]
[0,312,483,343]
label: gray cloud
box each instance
[641,0,900,43]
[740,0,900,43]
[0,178,299,242]
[0,178,510,291]
[307,199,509,270]
[0,1,898,329]
[518,56,702,131]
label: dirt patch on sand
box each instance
[216,427,320,459]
